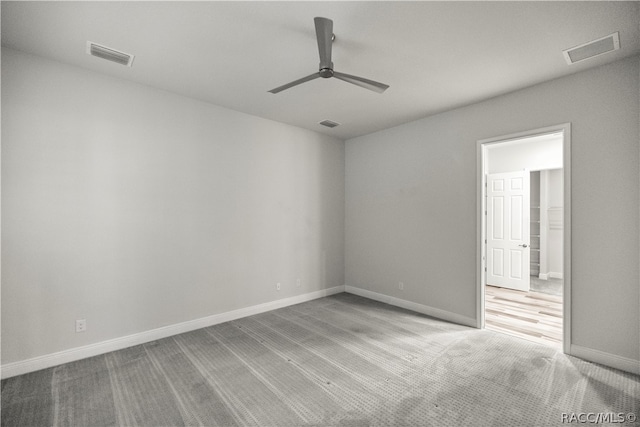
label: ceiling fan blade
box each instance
[314,17,333,69]
[268,72,322,94]
[332,71,389,93]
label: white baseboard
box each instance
[1,286,345,379]
[570,344,640,375]
[538,272,563,280]
[344,285,477,328]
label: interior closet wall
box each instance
[530,171,541,277]
[544,169,564,278]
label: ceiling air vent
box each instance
[86,41,134,67]
[563,32,620,65]
[319,120,340,128]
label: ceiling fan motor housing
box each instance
[319,67,334,78]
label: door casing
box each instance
[477,123,571,354]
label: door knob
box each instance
[518,244,528,248]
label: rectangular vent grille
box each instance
[563,32,619,65]
[86,42,134,67]
[319,120,340,128]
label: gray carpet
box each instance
[2,293,639,426]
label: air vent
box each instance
[319,120,340,128]
[563,32,620,65]
[86,42,134,67]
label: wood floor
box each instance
[485,285,562,350]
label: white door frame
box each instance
[477,123,572,354]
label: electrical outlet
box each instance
[399,282,404,290]
[75,319,87,333]
[276,282,281,291]
[296,278,301,287]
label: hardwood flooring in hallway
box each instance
[485,285,562,350]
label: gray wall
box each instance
[346,56,639,361]
[1,48,345,364]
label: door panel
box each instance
[492,197,504,239]
[510,250,523,279]
[511,195,523,240]
[486,171,530,291]
[492,248,504,276]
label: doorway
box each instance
[477,124,571,354]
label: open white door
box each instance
[486,171,530,291]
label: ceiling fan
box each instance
[268,17,389,94]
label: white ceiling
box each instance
[2,1,639,140]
